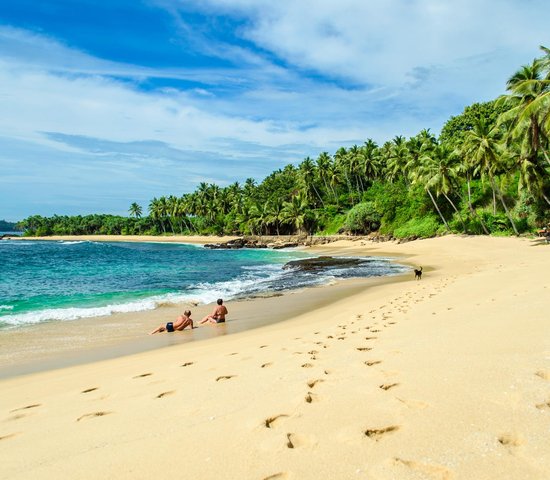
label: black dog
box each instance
[414,267,423,280]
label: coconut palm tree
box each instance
[419,145,467,232]
[462,118,520,235]
[299,157,324,207]
[128,202,142,219]
[316,152,335,202]
[360,139,380,186]
[281,193,309,234]
[498,58,550,167]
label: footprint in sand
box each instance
[379,383,399,391]
[261,362,273,368]
[365,360,382,367]
[305,392,318,403]
[259,345,269,348]
[181,362,194,367]
[76,411,112,422]
[535,399,550,410]
[156,391,175,399]
[365,336,377,340]
[10,404,41,413]
[498,433,524,447]
[393,458,453,480]
[356,347,372,352]
[262,473,291,480]
[0,433,19,441]
[133,373,153,378]
[301,363,314,368]
[364,425,400,441]
[216,375,236,382]
[307,379,324,389]
[535,370,550,380]
[286,433,315,449]
[264,414,289,429]
[81,387,98,394]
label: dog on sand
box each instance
[414,267,423,280]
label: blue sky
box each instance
[0,0,549,221]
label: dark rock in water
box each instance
[269,242,299,249]
[204,238,247,249]
[283,256,363,271]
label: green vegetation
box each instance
[18,47,550,238]
[0,220,19,232]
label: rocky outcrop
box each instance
[282,256,364,271]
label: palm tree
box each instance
[360,139,380,186]
[299,157,324,207]
[128,202,142,219]
[462,118,520,235]
[281,194,309,234]
[419,145,467,232]
[410,152,451,232]
[148,198,166,234]
[498,58,550,167]
[316,152,335,202]
[267,197,285,235]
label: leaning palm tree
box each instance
[316,152,335,202]
[419,145,467,232]
[498,57,550,167]
[410,153,452,233]
[462,118,520,235]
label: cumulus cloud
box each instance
[1,1,549,218]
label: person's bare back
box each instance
[200,299,228,324]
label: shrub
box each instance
[393,216,440,239]
[344,202,381,234]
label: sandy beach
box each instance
[1,235,549,479]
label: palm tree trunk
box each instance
[312,184,325,208]
[442,192,467,233]
[427,188,451,232]
[491,177,519,236]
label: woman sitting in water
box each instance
[200,299,228,324]
[150,310,194,334]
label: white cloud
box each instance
[178,0,549,86]
[1,1,549,218]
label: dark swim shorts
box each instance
[166,322,174,332]
[216,318,225,324]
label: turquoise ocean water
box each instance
[0,240,407,330]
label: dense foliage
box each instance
[0,219,19,231]
[19,47,550,238]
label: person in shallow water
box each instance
[200,298,228,325]
[150,310,194,334]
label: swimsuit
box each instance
[216,318,225,324]
[166,322,174,332]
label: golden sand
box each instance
[1,235,549,479]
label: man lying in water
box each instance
[199,298,228,325]
[150,310,194,334]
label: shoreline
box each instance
[2,235,549,479]
[0,238,411,378]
